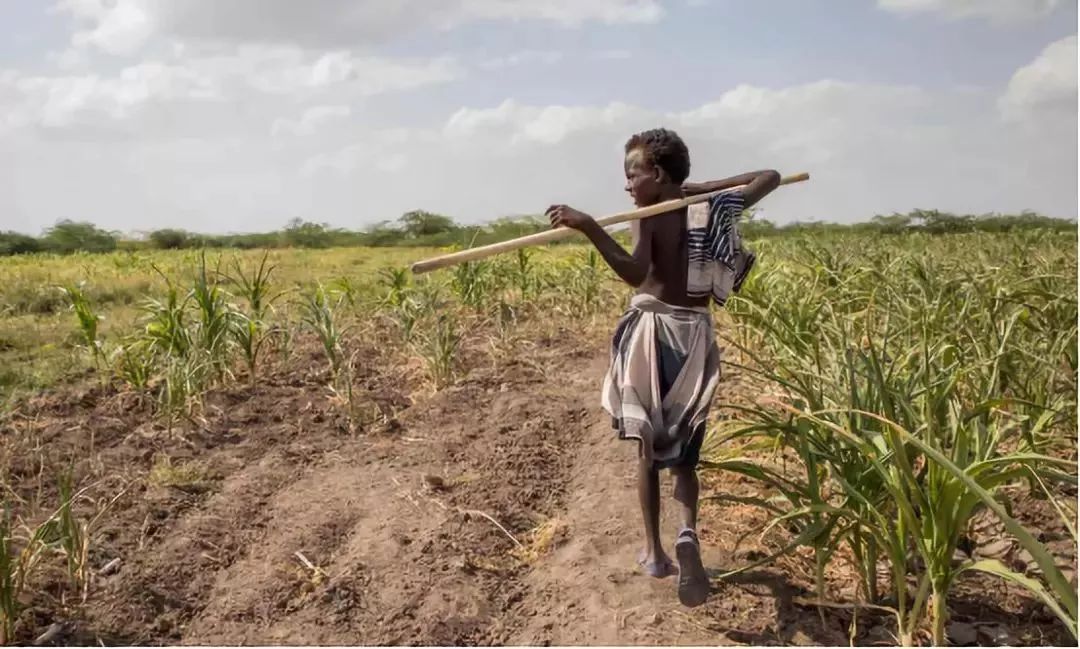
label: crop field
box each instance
[0,230,1076,645]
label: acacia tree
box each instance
[398,210,457,238]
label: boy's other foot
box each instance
[637,549,676,578]
[675,529,709,607]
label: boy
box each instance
[545,128,779,607]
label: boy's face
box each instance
[624,148,664,208]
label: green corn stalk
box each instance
[56,471,86,598]
[451,260,491,312]
[52,475,128,605]
[707,233,1077,644]
[329,276,359,308]
[330,349,363,434]
[142,268,193,360]
[191,250,233,380]
[419,313,460,389]
[275,323,294,365]
[0,508,53,643]
[393,296,422,344]
[493,299,518,346]
[393,279,444,344]
[513,248,534,302]
[378,266,411,309]
[300,283,345,377]
[229,250,281,321]
[112,337,154,392]
[157,355,207,434]
[0,508,21,644]
[230,312,270,387]
[573,250,602,312]
[785,405,1077,643]
[60,283,105,368]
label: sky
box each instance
[0,0,1076,236]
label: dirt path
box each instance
[506,352,843,646]
[508,349,733,645]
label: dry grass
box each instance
[147,455,209,491]
[511,517,570,565]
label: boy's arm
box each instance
[682,169,781,208]
[546,204,651,287]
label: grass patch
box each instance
[147,455,210,492]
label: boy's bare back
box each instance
[631,212,706,309]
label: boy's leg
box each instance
[672,422,705,531]
[637,457,673,576]
[672,465,699,532]
[672,426,709,606]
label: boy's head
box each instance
[623,128,690,207]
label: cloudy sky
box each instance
[0,0,1076,235]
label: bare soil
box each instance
[1,322,1074,646]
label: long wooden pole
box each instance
[410,172,809,274]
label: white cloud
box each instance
[877,0,1061,22]
[272,105,352,138]
[47,47,93,72]
[291,72,1074,226]
[3,61,219,130]
[56,0,155,55]
[479,50,564,70]
[299,128,424,177]
[229,49,464,96]
[53,0,664,55]
[5,65,1075,234]
[595,49,633,60]
[477,48,632,70]
[444,99,650,146]
[999,35,1077,122]
[450,0,663,27]
[0,46,459,137]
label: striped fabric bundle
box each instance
[686,190,755,306]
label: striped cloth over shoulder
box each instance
[686,190,756,306]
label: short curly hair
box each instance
[624,128,690,184]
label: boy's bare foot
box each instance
[637,549,676,578]
[675,529,709,607]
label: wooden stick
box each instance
[410,172,809,274]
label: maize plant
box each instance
[228,250,282,321]
[0,508,52,643]
[512,248,535,303]
[709,231,1078,645]
[60,283,105,368]
[112,337,154,392]
[191,250,233,381]
[451,259,493,312]
[158,355,208,434]
[300,283,345,377]
[419,313,460,389]
[141,269,193,360]
[378,266,411,309]
[230,311,272,387]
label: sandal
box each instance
[675,528,709,607]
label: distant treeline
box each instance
[1,209,1075,257]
